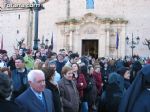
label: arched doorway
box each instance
[82,39,98,58]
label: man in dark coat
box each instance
[11,56,29,100]
[15,70,55,112]
[119,64,150,112]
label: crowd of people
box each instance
[0,45,150,112]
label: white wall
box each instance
[0,9,29,56]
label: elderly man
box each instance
[15,70,55,112]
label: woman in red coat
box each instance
[72,63,87,112]
[93,64,103,95]
[72,63,87,99]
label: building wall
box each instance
[38,0,150,57]
[0,9,30,56]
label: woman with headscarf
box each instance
[130,60,142,83]
[119,64,150,112]
[117,67,131,89]
[99,72,125,112]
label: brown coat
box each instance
[58,77,80,112]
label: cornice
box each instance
[56,13,128,26]
[56,18,81,25]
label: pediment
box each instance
[82,13,97,22]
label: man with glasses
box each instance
[15,70,55,112]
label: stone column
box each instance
[105,24,110,56]
[69,30,73,50]
[120,24,126,58]
[65,32,70,51]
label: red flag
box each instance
[1,35,3,50]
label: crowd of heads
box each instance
[0,44,150,112]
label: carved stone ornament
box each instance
[84,27,97,34]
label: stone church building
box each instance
[0,0,150,58]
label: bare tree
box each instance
[143,38,150,50]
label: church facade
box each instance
[0,0,150,57]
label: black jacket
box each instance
[46,80,63,112]
[0,99,22,112]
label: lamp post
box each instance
[33,0,39,50]
[126,33,140,57]
[31,0,45,50]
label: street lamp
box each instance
[126,33,140,57]
[29,0,45,50]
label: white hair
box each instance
[27,70,45,82]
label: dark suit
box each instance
[15,88,55,112]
